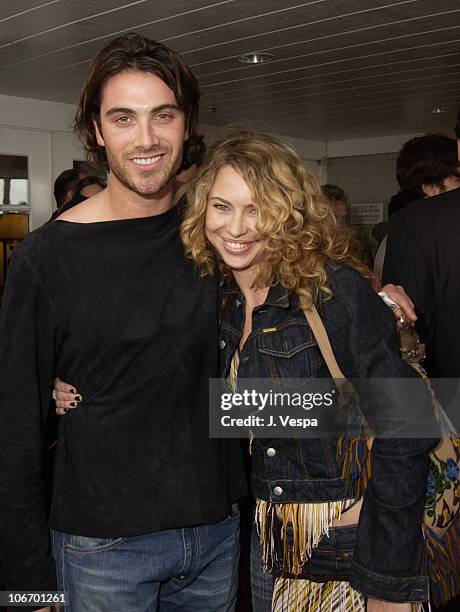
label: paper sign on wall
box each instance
[350,203,384,225]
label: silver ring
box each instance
[52,389,57,401]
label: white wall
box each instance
[326,152,399,215]
[326,133,422,158]
[0,94,76,133]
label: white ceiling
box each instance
[1,0,459,141]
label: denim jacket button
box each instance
[266,447,276,457]
[219,340,226,349]
[273,486,283,496]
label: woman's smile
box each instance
[221,238,256,254]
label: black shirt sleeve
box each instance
[382,211,434,345]
[0,249,58,595]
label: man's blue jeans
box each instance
[52,505,240,611]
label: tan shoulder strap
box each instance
[305,306,374,449]
[303,305,345,381]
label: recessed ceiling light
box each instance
[237,52,274,65]
[430,107,447,114]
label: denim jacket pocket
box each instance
[257,322,320,386]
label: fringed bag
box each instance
[304,307,460,607]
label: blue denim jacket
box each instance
[219,265,438,603]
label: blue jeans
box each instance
[52,505,240,611]
[250,524,273,612]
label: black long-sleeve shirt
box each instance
[0,204,247,594]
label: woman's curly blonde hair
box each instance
[181,131,371,309]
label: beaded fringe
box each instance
[336,434,372,499]
[255,499,351,575]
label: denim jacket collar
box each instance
[220,278,291,309]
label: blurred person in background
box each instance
[321,184,350,227]
[53,168,86,209]
[51,171,107,221]
[322,184,373,268]
[75,175,106,199]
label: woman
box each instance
[55,131,434,611]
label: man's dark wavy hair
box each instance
[455,109,460,140]
[74,33,204,171]
[396,133,460,202]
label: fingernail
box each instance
[70,402,77,408]
[75,395,82,402]
[70,388,76,394]
[64,407,69,413]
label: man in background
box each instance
[53,167,88,209]
[322,183,374,268]
[322,183,350,227]
[51,175,107,220]
[383,128,460,381]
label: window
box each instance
[0,155,29,211]
[0,156,29,289]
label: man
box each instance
[383,126,460,381]
[0,33,246,612]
